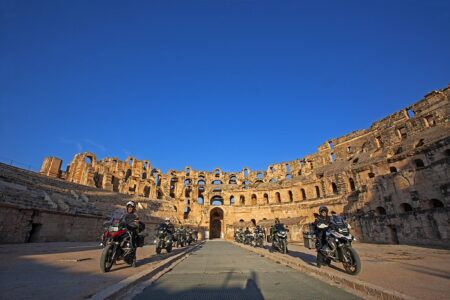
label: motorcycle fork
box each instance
[337,245,349,263]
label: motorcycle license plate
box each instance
[109,226,119,232]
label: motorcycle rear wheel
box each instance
[342,247,361,275]
[100,244,114,273]
[156,246,161,254]
[167,244,172,253]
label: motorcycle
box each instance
[155,224,173,254]
[271,224,288,254]
[99,211,145,272]
[308,215,361,275]
[186,229,194,245]
[173,228,182,248]
[253,229,264,248]
[244,231,254,246]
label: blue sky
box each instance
[1,0,449,173]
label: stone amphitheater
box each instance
[2,85,449,248]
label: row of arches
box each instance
[373,199,444,216]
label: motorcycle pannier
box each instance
[303,232,316,249]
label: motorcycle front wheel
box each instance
[281,239,287,254]
[342,247,361,275]
[100,244,114,273]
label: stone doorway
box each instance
[387,225,399,244]
[209,207,223,239]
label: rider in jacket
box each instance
[157,217,174,239]
[120,201,142,248]
[313,205,331,266]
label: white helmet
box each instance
[126,201,136,208]
[165,217,170,222]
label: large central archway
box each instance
[209,207,224,239]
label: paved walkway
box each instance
[133,240,361,300]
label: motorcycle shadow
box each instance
[287,249,352,275]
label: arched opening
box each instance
[186,167,191,176]
[414,159,425,168]
[111,176,119,192]
[198,180,205,193]
[257,172,264,180]
[157,189,163,200]
[141,172,147,180]
[243,168,249,177]
[264,193,269,204]
[429,199,444,208]
[275,192,281,203]
[125,169,132,181]
[331,182,338,194]
[197,195,204,205]
[240,195,245,205]
[399,203,413,213]
[94,172,102,188]
[215,169,220,177]
[390,166,397,173]
[288,190,293,202]
[251,219,256,226]
[143,186,150,198]
[211,196,224,206]
[229,175,237,184]
[300,188,306,200]
[349,178,356,191]
[230,196,235,205]
[270,178,277,183]
[285,174,292,180]
[173,205,177,212]
[251,194,257,205]
[285,164,291,172]
[84,156,93,165]
[212,180,222,185]
[315,186,321,198]
[184,179,191,186]
[210,207,224,239]
[375,206,387,215]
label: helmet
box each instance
[319,205,329,214]
[126,201,136,208]
[165,217,170,222]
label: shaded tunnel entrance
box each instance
[209,207,224,239]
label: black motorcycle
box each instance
[244,231,254,246]
[155,224,173,254]
[309,216,361,275]
[271,224,288,254]
[100,212,145,272]
[186,229,194,245]
[253,229,264,248]
[173,228,183,248]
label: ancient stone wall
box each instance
[0,163,174,243]
[29,84,450,247]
